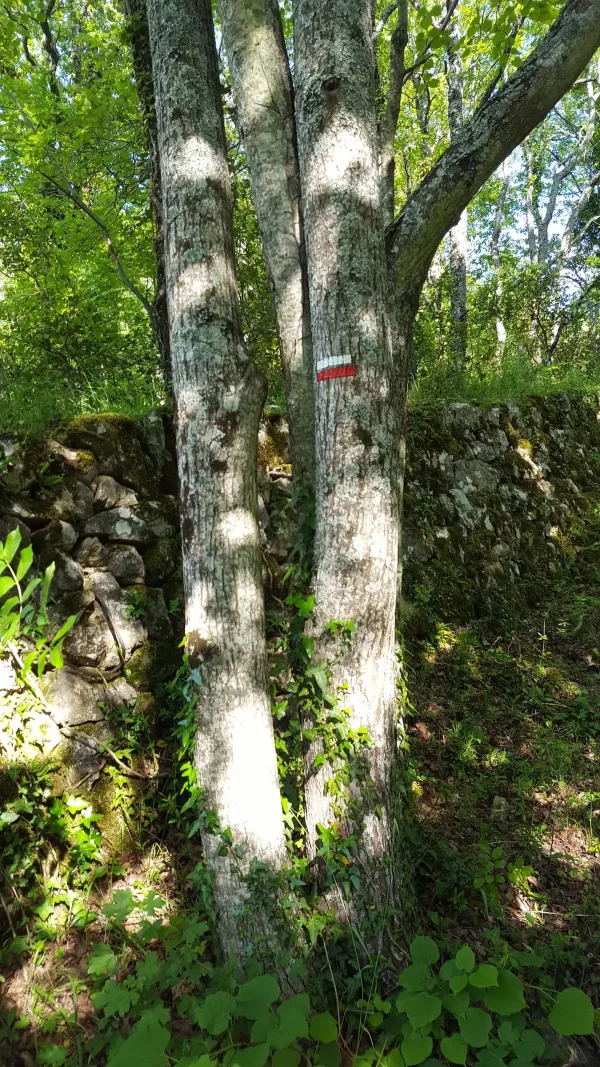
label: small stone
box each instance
[491,796,508,822]
[107,544,145,585]
[74,537,109,568]
[94,475,138,511]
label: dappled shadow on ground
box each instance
[405,541,600,999]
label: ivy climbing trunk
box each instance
[146,0,286,958]
[217,0,314,489]
[294,0,401,921]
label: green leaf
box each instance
[16,544,33,581]
[439,960,459,981]
[272,1052,301,1067]
[316,1044,342,1067]
[3,528,22,565]
[383,1052,405,1067]
[440,1034,468,1065]
[399,963,431,991]
[401,1033,433,1066]
[469,965,499,989]
[410,936,440,966]
[87,943,117,977]
[195,991,236,1035]
[107,1011,170,1067]
[514,1028,546,1061]
[21,576,41,603]
[0,576,15,598]
[483,971,526,1015]
[237,975,280,1020]
[405,993,442,1030]
[310,1012,337,1043]
[455,946,475,974]
[229,1045,270,1067]
[443,991,471,1018]
[548,988,594,1036]
[458,1007,493,1048]
[103,889,136,923]
[449,975,468,993]
[51,613,78,646]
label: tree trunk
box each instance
[146,0,286,958]
[218,0,314,489]
[122,0,171,385]
[294,0,401,922]
[446,6,467,368]
[379,0,408,231]
[491,172,510,359]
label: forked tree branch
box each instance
[387,0,600,292]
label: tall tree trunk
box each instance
[122,0,171,384]
[379,0,408,231]
[294,0,401,922]
[491,171,510,360]
[446,5,467,368]
[146,0,286,958]
[217,0,314,488]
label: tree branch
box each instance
[380,0,408,229]
[40,171,154,318]
[386,0,600,293]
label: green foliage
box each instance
[0,526,75,675]
[24,922,597,1065]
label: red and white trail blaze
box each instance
[316,354,356,382]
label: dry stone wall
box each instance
[1,395,599,807]
[0,412,182,801]
[402,393,600,618]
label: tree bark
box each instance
[217,0,315,489]
[446,6,468,369]
[122,0,171,384]
[146,0,286,958]
[294,0,401,919]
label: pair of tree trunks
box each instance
[146,0,600,959]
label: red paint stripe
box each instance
[317,365,356,382]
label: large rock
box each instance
[94,476,138,511]
[40,550,84,593]
[107,544,145,585]
[62,415,159,497]
[47,440,98,486]
[83,570,146,659]
[31,520,78,554]
[74,537,109,569]
[84,506,154,546]
[143,538,178,584]
[83,502,176,545]
[49,480,94,525]
[62,603,121,670]
[43,670,105,726]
